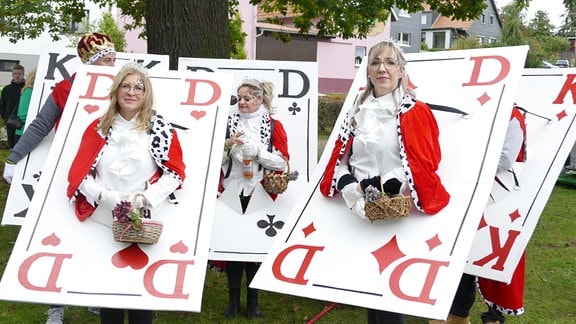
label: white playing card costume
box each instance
[178,58,318,262]
[250,46,529,320]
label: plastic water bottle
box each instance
[243,155,253,179]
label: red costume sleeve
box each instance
[271,118,289,160]
[165,128,186,184]
[51,76,74,130]
[66,119,106,221]
[401,101,450,214]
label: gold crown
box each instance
[77,32,115,63]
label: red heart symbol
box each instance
[41,233,61,246]
[170,240,188,254]
[84,104,99,114]
[111,243,149,270]
[191,110,206,120]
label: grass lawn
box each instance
[0,147,574,323]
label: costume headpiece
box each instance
[77,32,116,64]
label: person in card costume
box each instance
[320,40,450,324]
[2,32,115,324]
[3,32,116,184]
[218,79,289,319]
[432,107,526,324]
[66,62,185,324]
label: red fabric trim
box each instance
[51,75,75,130]
[320,136,350,197]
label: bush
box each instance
[318,95,345,136]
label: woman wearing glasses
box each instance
[218,79,289,319]
[66,62,186,324]
[320,40,450,323]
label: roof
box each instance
[257,6,298,20]
[256,22,319,35]
[432,16,473,30]
[423,0,502,30]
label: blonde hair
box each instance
[358,40,415,105]
[99,62,154,133]
[237,79,276,114]
[21,68,37,93]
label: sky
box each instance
[495,0,566,27]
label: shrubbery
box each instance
[318,95,345,136]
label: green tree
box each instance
[0,0,530,69]
[229,8,247,59]
[97,11,126,52]
[559,0,576,36]
[529,10,556,38]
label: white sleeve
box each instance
[78,176,104,206]
[499,119,523,172]
[142,175,180,208]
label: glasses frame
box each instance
[119,83,145,95]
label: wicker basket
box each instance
[364,183,412,222]
[113,219,163,245]
[263,157,291,194]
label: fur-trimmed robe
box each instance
[320,95,450,215]
[67,114,186,221]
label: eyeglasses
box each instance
[119,83,145,95]
[369,58,399,70]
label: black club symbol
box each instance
[288,102,301,115]
[33,171,42,182]
[257,214,285,237]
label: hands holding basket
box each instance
[339,173,410,222]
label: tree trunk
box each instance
[146,0,230,70]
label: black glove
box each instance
[359,176,381,193]
[383,178,402,195]
[337,174,358,191]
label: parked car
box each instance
[555,59,570,68]
[542,61,560,68]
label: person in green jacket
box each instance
[14,68,37,143]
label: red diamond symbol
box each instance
[426,234,442,251]
[302,222,316,238]
[477,92,491,106]
[372,235,406,274]
[508,209,522,222]
[557,109,568,121]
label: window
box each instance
[421,32,426,44]
[0,60,20,72]
[481,15,485,24]
[397,32,411,46]
[355,46,366,66]
[488,37,497,44]
[432,31,445,49]
[477,36,484,44]
[490,15,495,25]
[421,14,427,25]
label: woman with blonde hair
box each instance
[67,62,186,324]
[218,78,290,319]
[320,40,450,323]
